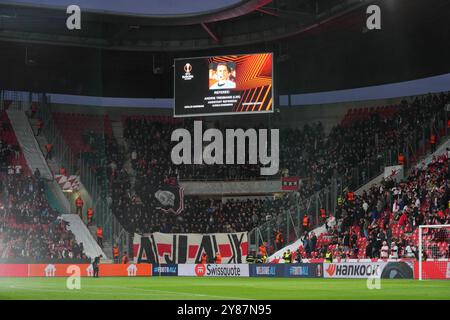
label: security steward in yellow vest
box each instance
[283,249,292,263]
[325,249,333,263]
[261,254,267,263]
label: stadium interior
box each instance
[0,0,450,300]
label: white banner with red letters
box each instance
[133,232,248,264]
[384,165,404,182]
[55,174,80,191]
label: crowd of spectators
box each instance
[0,110,87,262]
[1,111,18,172]
[281,92,449,202]
[124,117,180,182]
[124,117,262,181]
[123,93,449,190]
[291,150,450,261]
[0,173,88,261]
[81,131,124,178]
[107,93,449,240]
[112,173,293,235]
[3,91,445,262]
[110,117,290,234]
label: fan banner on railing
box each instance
[153,184,185,215]
[133,232,248,264]
[281,176,300,191]
[54,174,80,191]
[383,165,404,182]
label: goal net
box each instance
[419,225,450,280]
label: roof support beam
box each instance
[256,7,279,17]
[201,22,219,43]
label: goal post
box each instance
[418,224,450,280]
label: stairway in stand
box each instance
[88,225,113,262]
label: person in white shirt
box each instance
[326,215,336,230]
[414,198,421,208]
[392,200,399,216]
[362,201,369,213]
[389,242,399,259]
[210,63,236,90]
[380,241,389,259]
[404,244,415,258]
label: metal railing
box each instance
[248,177,342,256]
[37,94,113,243]
[344,107,449,191]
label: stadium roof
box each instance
[0,0,370,51]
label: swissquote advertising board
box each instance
[178,264,249,277]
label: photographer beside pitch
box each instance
[92,254,102,278]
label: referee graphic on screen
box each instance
[210,63,236,90]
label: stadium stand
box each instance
[51,112,113,154]
[282,150,449,262]
[6,92,448,261]
[123,116,262,181]
[51,112,121,174]
[114,93,448,234]
[0,110,88,262]
[112,191,291,236]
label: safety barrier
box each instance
[0,263,152,277]
[414,261,450,280]
[3,261,443,279]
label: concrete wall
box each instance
[280,96,405,133]
[49,95,405,134]
[180,179,286,196]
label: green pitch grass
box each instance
[0,277,449,300]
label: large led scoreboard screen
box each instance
[174,53,273,117]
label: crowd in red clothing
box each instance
[0,173,88,261]
[0,110,87,262]
[109,93,449,239]
[292,152,450,261]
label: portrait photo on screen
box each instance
[209,62,236,90]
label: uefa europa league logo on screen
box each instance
[182,63,194,80]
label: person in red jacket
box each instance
[398,211,408,230]
[275,230,284,250]
[59,166,67,176]
[201,252,207,264]
[122,252,129,264]
[430,133,437,152]
[214,252,222,264]
[96,226,103,248]
[36,119,44,136]
[87,207,94,226]
[112,244,120,264]
[320,208,327,222]
[302,215,309,231]
[45,143,53,160]
[398,153,405,166]
[30,103,37,118]
[259,244,267,257]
